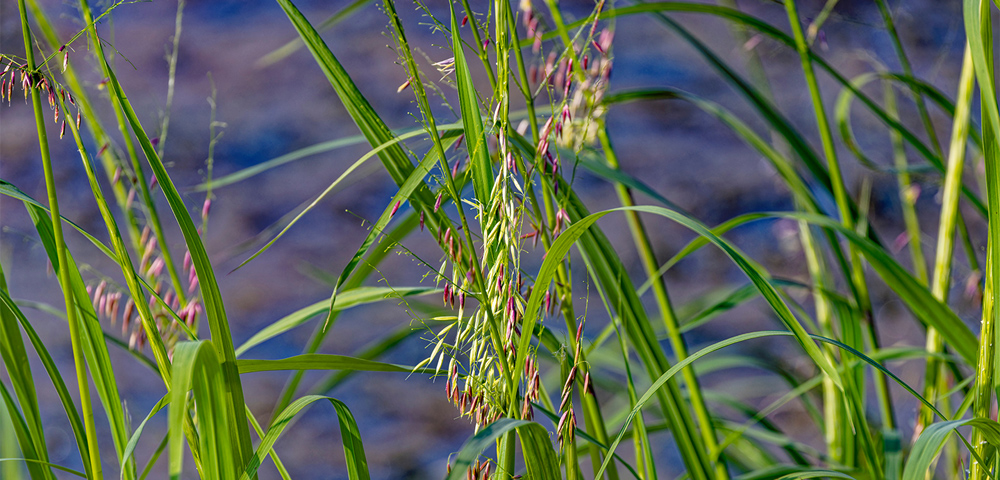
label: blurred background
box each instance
[0,0,982,477]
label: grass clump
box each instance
[1,0,998,479]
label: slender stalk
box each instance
[157,0,185,160]
[24,0,144,260]
[597,124,726,479]
[969,0,1000,477]
[16,2,102,478]
[714,0,857,467]
[917,45,974,440]
[884,85,928,286]
[459,0,498,89]
[874,0,941,154]
[785,1,879,472]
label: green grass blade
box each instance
[603,88,820,214]
[274,0,432,197]
[444,419,553,480]
[24,204,137,477]
[0,289,89,478]
[594,331,786,478]
[903,419,1000,480]
[168,341,239,480]
[515,206,841,399]
[121,396,168,479]
[195,134,368,191]
[257,0,369,68]
[776,472,857,480]
[0,180,115,258]
[314,133,459,330]
[240,396,369,480]
[0,381,52,480]
[100,55,256,471]
[236,354,443,375]
[450,3,494,206]
[630,209,977,365]
[0,270,56,480]
[305,325,419,394]
[231,128,458,271]
[235,287,436,356]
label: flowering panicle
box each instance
[0,59,82,139]
[422,103,541,432]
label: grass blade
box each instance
[240,396,369,480]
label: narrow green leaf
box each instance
[0,179,114,258]
[444,419,553,480]
[236,354,443,375]
[102,55,255,470]
[451,3,494,206]
[235,287,437,356]
[514,206,842,408]
[168,341,239,480]
[240,396,369,480]
[120,396,168,480]
[903,419,1000,480]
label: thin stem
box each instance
[970,1,999,477]
[24,0,144,262]
[917,45,974,440]
[785,1,880,473]
[17,2,102,478]
[597,124,725,479]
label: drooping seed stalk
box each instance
[508,10,621,468]
[540,2,714,478]
[506,21,620,467]
[16,2,102,478]
[384,21,521,480]
[546,4,728,478]
[491,1,521,476]
[916,45,974,444]
[385,0,512,380]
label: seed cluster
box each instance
[87,225,203,356]
[1,56,82,139]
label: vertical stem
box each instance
[785,1,878,472]
[23,0,144,254]
[968,1,999,477]
[598,125,726,479]
[971,255,996,480]
[716,1,857,468]
[16,2,102,479]
[917,45,974,440]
